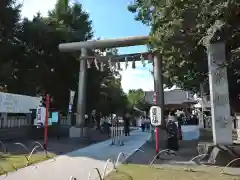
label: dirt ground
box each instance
[127,140,199,165]
[0,128,110,155]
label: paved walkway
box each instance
[1,130,150,180]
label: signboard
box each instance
[181,125,200,140]
[0,92,41,113]
[51,112,59,123]
[150,106,161,126]
[69,90,75,105]
[68,90,75,113]
[34,107,46,126]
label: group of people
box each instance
[165,110,200,151]
[140,116,151,132]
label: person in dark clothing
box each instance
[191,114,199,125]
[140,117,145,132]
[123,113,130,136]
[177,114,184,140]
[166,112,179,151]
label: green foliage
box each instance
[127,89,150,114]
[128,0,240,109]
[0,0,127,116]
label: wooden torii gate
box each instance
[59,36,233,146]
[59,36,165,140]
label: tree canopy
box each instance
[128,0,240,110]
[0,0,128,116]
[127,89,151,115]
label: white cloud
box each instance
[120,61,154,93]
[19,0,56,19]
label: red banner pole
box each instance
[153,91,159,155]
[43,94,50,150]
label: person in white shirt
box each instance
[140,116,145,132]
[145,116,151,132]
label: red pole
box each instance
[43,94,50,150]
[153,91,159,156]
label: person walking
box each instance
[140,116,145,132]
[123,112,130,136]
[145,116,150,132]
[166,111,179,151]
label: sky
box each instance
[20,0,154,93]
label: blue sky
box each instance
[20,0,154,93]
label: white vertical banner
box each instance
[34,107,46,125]
[69,90,75,105]
[69,90,75,113]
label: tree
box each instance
[0,0,128,121]
[128,0,240,109]
[2,0,94,112]
[127,89,150,115]
[0,0,21,90]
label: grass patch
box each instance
[0,152,55,175]
[105,164,240,180]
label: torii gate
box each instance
[59,36,165,140]
[59,36,233,146]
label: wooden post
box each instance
[76,48,88,137]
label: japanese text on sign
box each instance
[150,106,161,126]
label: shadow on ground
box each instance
[0,128,110,155]
[127,140,199,165]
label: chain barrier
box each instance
[69,176,77,180]
[13,142,29,152]
[148,147,240,176]
[110,123,124,146]
[189,154,208,165]
[221,157,240,175]
[31,141,48,157]
[150,149,178,167]
[87,168,103,180]
[102,159,116,178]
[115,152,125,167]
[87,149,144,180]
[0,141,55,177]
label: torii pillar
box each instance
[59,36,165,139]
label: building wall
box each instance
[0,115,70,141]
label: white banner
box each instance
[34,107,46,125]
[181,125,200,140]
[69,90,75,105]
[150,106,161,126]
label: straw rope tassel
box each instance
[125,57,128,69]
[87,59,93,68]
[117,61,121,70]
[108,58,112,69]
[94,58,99,70]
[132,59,136,69]
[100,62,104,72]
[140,54,146,67]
